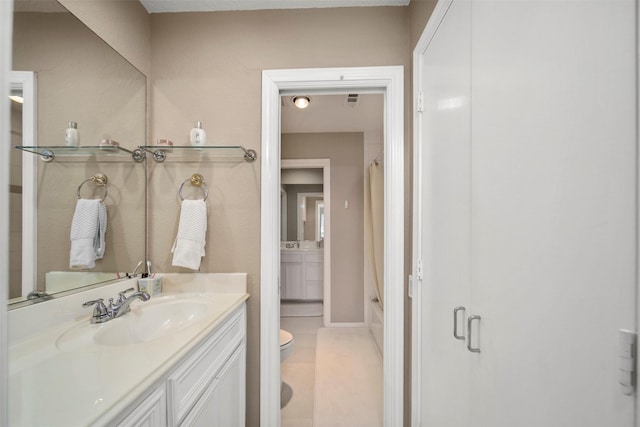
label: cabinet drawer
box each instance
[167,306,246,426]
[304,252,324,263]
[281,252,304,263]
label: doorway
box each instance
[260,66,405,426]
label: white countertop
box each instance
[280,247,324,252]
[8,274,248,427]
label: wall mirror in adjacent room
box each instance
[8,0,147,306]
[280,168,324,242]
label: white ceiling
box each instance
[281,93,383,134]
[140,0,409,13]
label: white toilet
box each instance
[280,329,294,362]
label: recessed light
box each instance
[292,96,311,109]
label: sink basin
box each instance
[56,294,213,351]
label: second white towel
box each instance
[70,198,107,270]
[172,199,207,270]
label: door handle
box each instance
[467,315,481,353]
[453,306,466,340]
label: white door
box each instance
[413,0,472,425]
[468,1,636,425]
[413,1,637,426]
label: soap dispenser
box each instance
[190,121,206,146]
[65,121,79,147]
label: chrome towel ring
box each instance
[77,173,108,202]
[179,173,208,201]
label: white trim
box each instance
[9,71,37,298]
[325,322,366,328]
[280,187,287,241]
[1,1,13,424]
[261,65,404,427]
[315,200,324,241]
[282,158,331,324]
[411,2,453,426]
[636,0,640,420]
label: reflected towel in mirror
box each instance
[69,198,107,270]
[171,199,207,270]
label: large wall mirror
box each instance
[9,0,147,306]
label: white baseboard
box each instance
[325,322,366,328]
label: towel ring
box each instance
[179,173,208,201]
[77,173,108,202]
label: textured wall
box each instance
[150,8,409,425]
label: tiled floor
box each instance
[280,316,383,427]
[281,316,324,427]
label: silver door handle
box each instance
[467,315,481,353]
[453,306,466,340]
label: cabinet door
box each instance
[415,0,473,424]
[281,262,304,300]
[469,0,636,426]
[181,345,246,427]
[304,261,323,300]
[118,387,166,427]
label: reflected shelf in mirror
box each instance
[14,145,145,162]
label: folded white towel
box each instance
[172,199,207,270]
[69,199,107,270]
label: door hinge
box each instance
[416,258,424,281]
[417,91,424,113]
[619,329,637,395]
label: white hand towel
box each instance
[171,199,207,270]
[69,198,107,270]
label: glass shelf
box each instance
[14,145,144,162]
[138,145,257,163]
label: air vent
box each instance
[345,93,359,108]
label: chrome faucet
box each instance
[83,288,150,324]
[113,289,150,318]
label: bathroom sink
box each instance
[56,294,213,351]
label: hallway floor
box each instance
[280,316,383,427]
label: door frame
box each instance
[411,2,455,426]
[0,0,13,424]
[10,71,37,299]
[261,66,405,426]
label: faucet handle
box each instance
[117,287,136,304]
[82,298,110,323]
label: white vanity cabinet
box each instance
[116,303,246,427]
[280,250,323,301]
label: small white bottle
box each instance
[65,121,79,147]
[190,121,207,146]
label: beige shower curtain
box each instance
[365,161,384,309]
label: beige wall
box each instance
[282,132,365,323]
[150,8,409,425]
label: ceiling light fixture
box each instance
[9,95,24,104]
[293,96,311,109]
